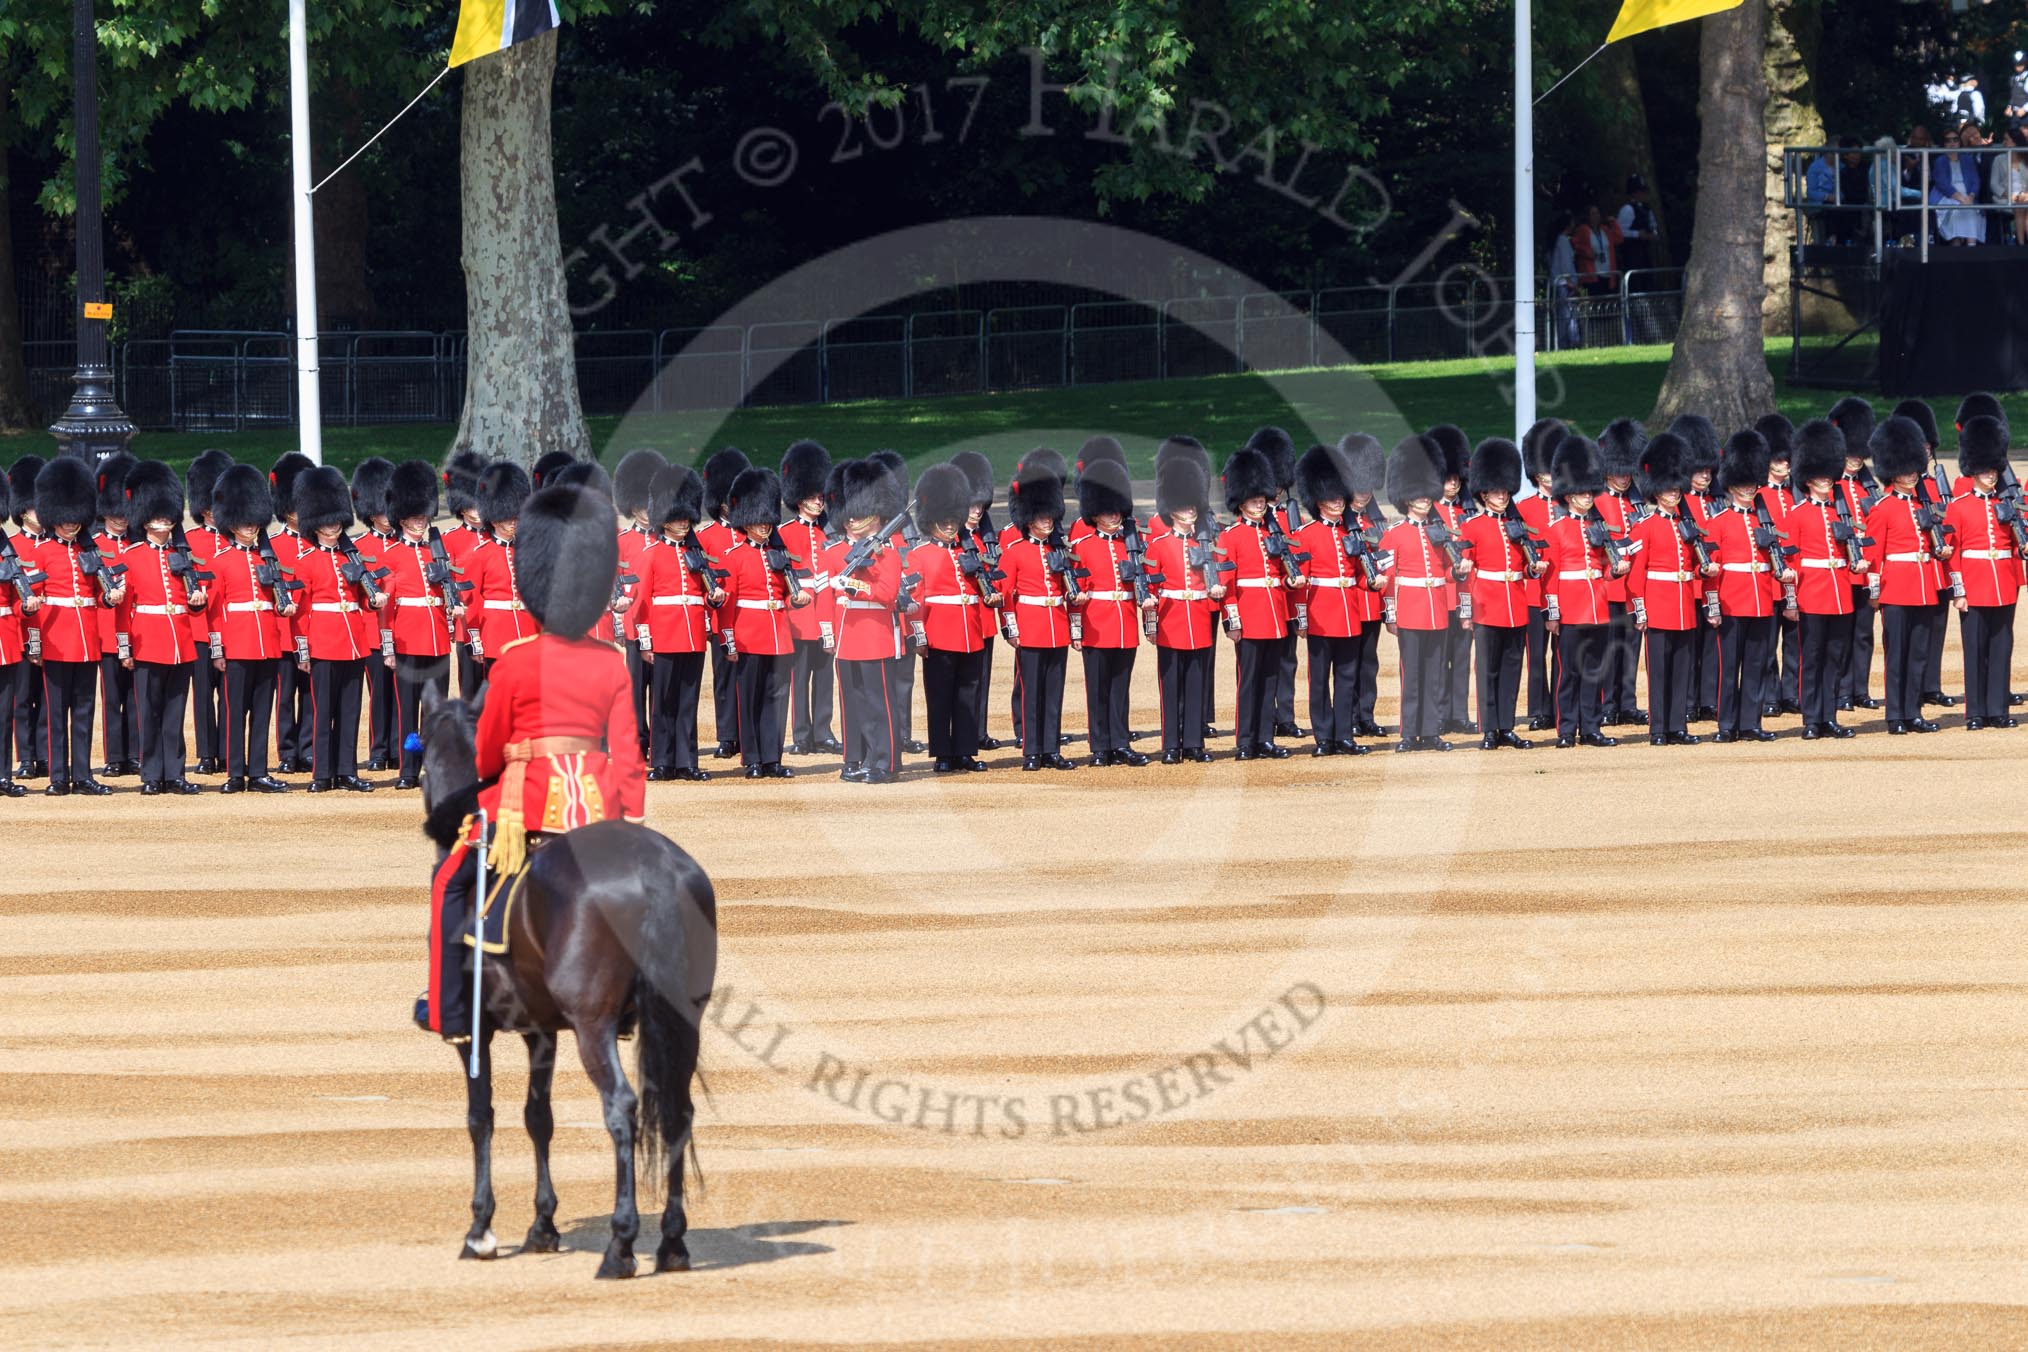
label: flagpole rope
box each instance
[1533,44,1608,107]
[311,64,451,195]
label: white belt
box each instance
[1646,571,1696,584]
[652,594,705,607]
[311,601,360,613]
[1158,588,1208,601]
[1884,552,1933,564]
[737,599,785,610]
[41,596,92,608]
[1018,596,1065,607]
[483,599,526,611]
[0,606,11,617]
[1961,548,2014,561]
[1082,589,1132,601]
[923,594,979,606]
[840,599,889,611]
[1308,576,1358,589]
[1798,558,1845,570]
[1396,576,1448,588]
[1557,569,1601,581]
[1721,562,1769,574]
[1236,577,1281,589]
[1475,570,1524,583]
[227,599,274,612]
[396,595,442,608]
[133,603,187,616]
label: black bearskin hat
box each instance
[212,464,275,533]
[843,459,906,525]
[1246,426,1297,490]
[1008,462,1067,532]
[824,460,852,516]
[1596,418,1645,481]
[1223,446,1278,514]
[1958,415,2011,478]
[653,465,704,527]
[351,456,394,523]
[444,450,487,516]
[1718,431,1770,495]
[1666,414,1720,479]
[1078,459,1135,522]
[867,449,911,504]
[9,456,47,526]
[186,449,233,520]
[0,466,10,527]
[914,463,973,535]
[125,460,184,528]
[614,448,667,517]
[1076,434,1126,478]
[36,456,96,530]
[726,467,782,531]
[1955,392,2007,436]
[1156,457,1209,521]
[1891,399,1940,450]
[1636,432,1691,499]
[530,450,577,491]
[779,440,831,508]
[478,461,532,527]
[1468,438,1523,499]
[1155,434,1211,480]
[95,451,136,521]
[1424,424,1470,486]
[389,459,441,523]
[1755,414,1795,467]
[514,484,618,637]
[551,458,613,505]
[294,465,354,534]
[1295,443,1352,516]
[1385,435,1445,513]
[1339,433,1385,498]
[1522,418,1570,484]
[1012,446,1068,498]
[1792,418,1848,485]
[701,447,750,519]
[270,452,315,519]
[1829,397,1876,465]
[1550,436,1606,501]
[1871,416,1930,482]
[950,451,995,507]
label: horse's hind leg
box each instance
[522,1031,561,1254]
[574,1020,639,1279]
[654,1013,701,1274]
[459,1030,499,1259]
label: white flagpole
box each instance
[287,0,324,465]
[1514,0,1537,447]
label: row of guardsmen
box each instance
[1,390,2019,794]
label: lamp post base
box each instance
[47,364,136,462]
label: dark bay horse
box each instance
[416,686,717,1278]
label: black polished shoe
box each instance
[1963,718,1984,732]
[1887,720,1910,735]
[0,779,21,798]
[715,742,737,759]
[1260,743,1292,759]
[1825,722,1856,739]
[1910,718,1939,733]
[140,780,163,796]
[1190,749,1214,763]
[44,780,69,797]
[1273,721,1303,739]
[1422,737,1454,752]
[744,765,764,779]
[1497,731,1531,750]
[1993,717,2019,729]
[1395,739,1417,753]
[1750,729,1778,742]
[1059,732,1075,747]
[1526,715,1553,732]
[1801,725,1823,741]
[1835,698,1853,713]
[932,758,959,774]
[1116,749,1149,767]
[1692,706,1719,722]
[1580,732,1619,748]
[1555,735,1576,749]
[12,762,31,780]
[250,775,290,793]
[362,757,392,773]
[679,767,711,781]
[337,775,375,791]
[1480,734,1500,750]
[1650,735,1667,747]
[787,740,814,756]
[1711,730,1739,744]
[1922,691,1959,707]
[1668,733,1700,746]
[1455,719,1481,735]
[72,779,112,796]
[1203,725,1223,741]
[220,776,248,793]
[98,762,123,779]
[839,765,868,782]
[1088,751,1116,768]
[646,767,676,781]
[1047,754,1077,771]
[960,757,989,772]
[1161,750,1183,765]
[977,737,1001,751]
[862,770,900,785]
[814,737,845,754]
[195,757,223,775]
[1021,756,1044,772]
[1854,697,1880,710]
[1761,703,1782,720]
[1337,739,1371,756]
[1234,748,1258,761]
[1313,743,1338,757]
[394,777,420,790]
[170,778,202,795]
[906,739,928,754]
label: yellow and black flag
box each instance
[449,0,563,68]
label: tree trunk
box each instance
[1760,0,1821,335]
[0,73,37,434]
[452,30,589,466]
[1650,1,1776,432]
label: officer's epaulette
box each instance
[497,634,538,657]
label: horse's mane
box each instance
[419,694,484,848]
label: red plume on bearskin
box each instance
[1954,391,2006,435]
[270,451,316,519]
[1077,459,1134,523]
[699,447,750,520]
[530,450,576,491]
[1007,460,1066,532]
[1636,432,1691,499]
[95,451,137,521]
[443,450,487,516]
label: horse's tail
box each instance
[633,841,715,1198]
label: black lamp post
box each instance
[46,0,135,463]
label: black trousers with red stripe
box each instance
[1878,603,1936,725]
[191,647,223,762]
[710,638,738,751]
[976,635,996,744]
[1473,623,1527,735]
[1554,623,1607,739]
[41,659,96,785]
[648,650,706,773]
[1156,646,1210,751]
[1306,633,1360,746]
[13,656,44,768]
[394,653,449,781]
[0,661,15,780]
[1351,623,1383,729]
[98,653,137,765]
[309,656,365,779]
[922,647,984,761]
[134,660,192,784]
[734,651,790,767]
[275,655,312,765]
[1962,603,2016,721]
[1644,627,1694,737]
[789,637,836,749]
[365,648,395,763]
[1017,647,1068,759]
[1525,607,1556,722]
[839,656,904,775]
[1081,646,1135,756]
[1796,610,1854,728]
[1715,614,1773,735]
[222,657,278,778]
[1233,636,1282,751]
[625,641,651,758]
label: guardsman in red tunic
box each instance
[26,457,122,793]
[1217,447,1296,759]
[378,461,460,787]
[775,441,836,757]
[1519,420,1567,732]
[719,467,813,777]
[695,448,750,760]
[268,452,317,773]
[1146,457,1221,763]
[1705,432,1788,742]
[949,451,1005,752]
[1946,395,2012,708]
[1239,427,1305,741]
[995,448,1069,751]
[1339,435,1391,739]
[1666,414,1724,723]
[8,456,48,781]
[1459,438,1542,749]
[638,466,721,781]
[420,483,647,1040]
[1425,424,1475,737]
[115,462,207,793]
[184,449,233,775]
[291,467,385,788]
[907,464,998,773]
[465,462,537,684]
[1627,434,1718,746]
[348,458,400,772]
[207,465,294,791]
[91,452,139,776]
[612,448,667,761]
[1378,435,1464,752]
[1292,443,1374,756]
[1593,419,1647,728]
[1945,414,2021,728]
[1755,415,1803,716]
[1861,416,1950,734]
[1785,419,1869,739]
[1540,436,1625,748]
[1000,462,1078,771]
[830,459,908,782]
[0,464,40,796]
[439,451,489,699]
[1829,399,1883,712]
[1068,459,1150,766]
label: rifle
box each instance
[424,527,472,636]
[895,569,930,652]
[1424,517,1470,573]
[337,534,391,609]
[75,540,127,605]
[1996,466,2028,557]
[762,525,813,604]
[1501,505,1546,573]
[1262,507,1309,586]
[1119,520,1165,637]
[959,531,1005,604]
[679,540,729,597]
[1829,490,1872,574]
[610,565,640,641]
[1751,500,1799,612]
[1912,473,1957,559]
[1675,512,1722,625]
[254,531,303,610]
[1582,508,1630,576]
[839,499,919,579]
[166,525,215,591]
[0,534,45,607]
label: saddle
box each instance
[459,828,556,956]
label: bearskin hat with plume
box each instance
[36,456,96,531]
[779,440,831,509]
[351,457,395,524]
[212,465,275,534]
[726,467,783,531]
[125,460,184,528]
[95,451,137,522]
[1717,431,1770,495]
[515,485,619,637]
[1636,432,1691,499]
[913,463,973,536]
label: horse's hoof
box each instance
[654,1244,691,1274]
[594,1251,637,1280]
[523,1223,561,1254]
[461,1230,498,1260]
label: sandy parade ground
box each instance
[5,619,2028,1350]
